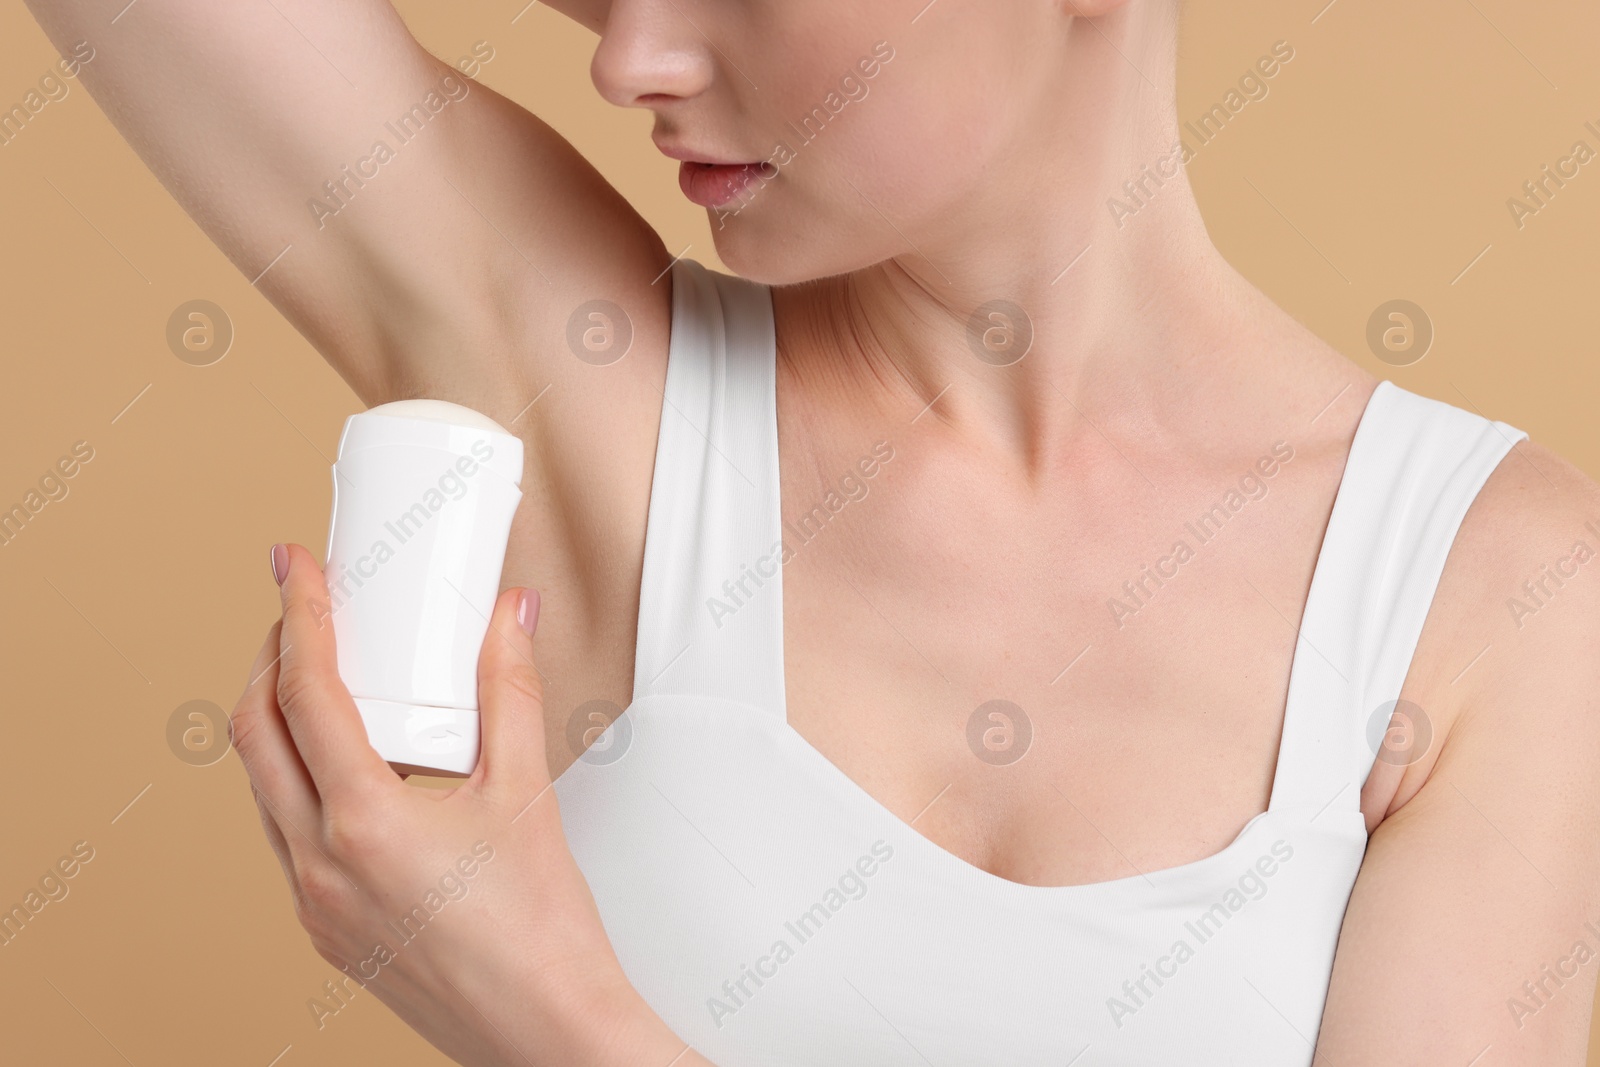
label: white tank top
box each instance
[553,259,1527,1065]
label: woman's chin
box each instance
[709,211,867,287]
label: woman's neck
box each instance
[771,163,1255,471]
[767,8,1293,472]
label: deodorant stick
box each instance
[323,399,524,776]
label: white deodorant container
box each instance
[323,399,524,776]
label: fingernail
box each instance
[516,589,541,637]
[270,544,289,587]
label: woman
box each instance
[26,0,1600,1063]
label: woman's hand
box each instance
[230,543,702,1067]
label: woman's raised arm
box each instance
[22,0,672,415]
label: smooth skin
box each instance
[23,0,1600,1063]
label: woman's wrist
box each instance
[532,959,706,1067]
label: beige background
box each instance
[2,0,1597,1062]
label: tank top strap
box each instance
[629,258,787,717]
[1268,380,1528,815]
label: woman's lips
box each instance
[678,161,765,208]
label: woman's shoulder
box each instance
[1438,424,1600,641]
[1381,418,1600,820]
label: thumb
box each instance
[474,587,548,797]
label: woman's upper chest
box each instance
[773,406,1377,888]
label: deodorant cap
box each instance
[367,398,508,432]
[336,399,524,485]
